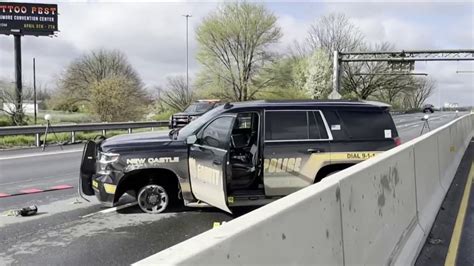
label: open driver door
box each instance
[188,115,236,213]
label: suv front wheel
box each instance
[137,184,169,214]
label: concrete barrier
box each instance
[338,144,419,265]
[413,133,444,233]
[136,114,473,266]
[139,177,344,265]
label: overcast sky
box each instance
[0,0,473,106]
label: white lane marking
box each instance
[0,149,83,161]
[81,202,138,218]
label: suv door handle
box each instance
[213,160,222,165]
[307,148,324,153]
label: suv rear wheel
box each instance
[137,184,169,214]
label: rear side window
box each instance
[265,111,330,141]
[338,110,396,140]
[265,111,307,140]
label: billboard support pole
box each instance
[14,34,23,124]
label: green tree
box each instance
[53,49,148,120]
[89,76,147,122]
[196,2,282,101]
[304,49,332,99]
[253,56,307,99]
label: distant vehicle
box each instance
[80,100,401,214]
[169,100,221,129]
[422,104,435,113]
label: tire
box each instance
[137,184,169,214]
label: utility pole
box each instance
[33,57,37,124]
[183,14,192,92]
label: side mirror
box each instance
[186,135,197,145]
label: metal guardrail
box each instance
[0,120,169,147]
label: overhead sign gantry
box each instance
[329,49,474,99]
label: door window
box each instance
[200,116,234,149]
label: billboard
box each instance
[0,2,58,36]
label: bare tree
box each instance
[375,76,414,106]
[307,13,365,57]
[340,42,416,100]
[403,77,436,109]
[0,81,32,125]
[196,1,282,101]
[162,76,194,111]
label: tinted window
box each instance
[185,102,213,113]
[200,116,234,149]
[265,111,307,140]
[338,110,396,139]
[309,111,329,139]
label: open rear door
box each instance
[188,115,235,213]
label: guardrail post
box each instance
[71,131,76,143]
[102,129,106,136]
[35,133,40,147]
[128,128,132,134]
[151,127,154,132]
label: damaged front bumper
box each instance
[79,139,117,206]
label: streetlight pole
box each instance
[33,57,37,124]
[183,14,192,92]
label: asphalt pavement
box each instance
[0,111,465,265]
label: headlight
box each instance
[97,152,119,175]
[98,152,120,164]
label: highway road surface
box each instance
[0,111,466,265]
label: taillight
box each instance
[394,137,402,146]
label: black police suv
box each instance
[80,100,401,214]
[168,99,221,129]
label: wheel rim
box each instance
[137,185,168,214]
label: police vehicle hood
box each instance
[100,131,174,152]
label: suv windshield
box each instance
[185,102,213,113]
[178,105,225,139]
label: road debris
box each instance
[1,205,38,217]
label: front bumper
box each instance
[92,177,117,207]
